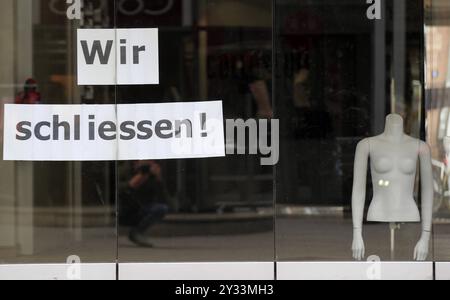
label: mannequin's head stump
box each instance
[384,114,404,136]
[386,113,403,125]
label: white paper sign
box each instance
[3,104,118,161]
[77,29,116,85]
[77,28,159,85]
[3,101,225,161]
[117,102,225,160]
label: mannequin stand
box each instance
[390,223,401,260]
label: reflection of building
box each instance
[0,0,276,261]
[426,26,450,157]
[277,0,424,209]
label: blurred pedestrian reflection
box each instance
[15,78,41,104]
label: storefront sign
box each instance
[3,102,224,161]
[77,28,159,85]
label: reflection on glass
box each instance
[117,0,275,263]
[2,0,447,270]
[426,0,450,262]
[275,0,426,261]
[119,161,169,248]
[0,0,116,264]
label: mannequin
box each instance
[351,114,433,261]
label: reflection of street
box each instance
[118,209,274,261]
[2,206,450,263]
[2,215,450,263]
[0,218,274,263]
[426,22,450,218]
[119,231,274,262]
[277,218,450,262]
[278,218,421,261]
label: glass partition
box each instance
[1,0,450,281]
[0,0,116,265]
[116,0,275,264]
[275,0,427,262]
[426,0,450,262]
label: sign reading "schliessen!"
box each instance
[3,102,225,161]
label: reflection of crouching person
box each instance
[119,161,169,248]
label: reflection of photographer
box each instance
[119,161,169,247]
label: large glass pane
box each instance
[0,0,116,264]
[116,0,275,263]
[426,0,450,262]
[275,0,427,262]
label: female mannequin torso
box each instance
[366,134,421,222]
[351,114,433,261]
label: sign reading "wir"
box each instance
[77,29,159,85]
